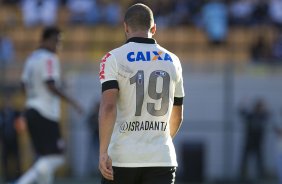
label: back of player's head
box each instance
[124,3,154,32]
[41,26,61,42]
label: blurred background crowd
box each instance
[0,0,282,64]
[1,0,282,28]
[0,0,282,184]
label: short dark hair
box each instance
[41,26,61,41]
[124,3,154,31]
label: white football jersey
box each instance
[100,37,185,167]
[21,49,61,121]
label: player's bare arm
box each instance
[169,105,183,139]
[99,88,118,181]
[45,80,83,114]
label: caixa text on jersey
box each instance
[127,51,173,62]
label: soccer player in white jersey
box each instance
[17,27,83,184]
[99,3,185,184]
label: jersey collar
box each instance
[126,37,157,44]
[38,47,55,53]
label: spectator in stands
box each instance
[0,30,14,65]
[2,0,20,4]
[67,0,120,26]
[0,96,22,183]
[151,0,176,28]
[172,0,202,25]
[21,0,59,27]
[67,0,99,25]
[96,0,121,26]
[201,0,228,45]
[229,0,255,26]
[187,0,205,27]
[239,98,269,181]
[133,0,197,27]
[269,0,282,29]
[270,30,282,63]
[172,0,193,26]
[250,35,271,63]
[252,0,269,26]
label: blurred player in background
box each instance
[99,3,185,184]
[274,106,282,184]
[86,101,100,175]
[0,96,22,183]
[17,26,83,184]
[239,98,269,180]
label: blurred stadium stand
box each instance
[1,1,282,184]
[0,3,279,64]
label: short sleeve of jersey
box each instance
[42,56,60,81]
[174,60,185,98]
[99,52,118,84]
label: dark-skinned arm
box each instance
[46,80,83,114]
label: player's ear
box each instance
[150,24,156,35]
[124,22,129,34]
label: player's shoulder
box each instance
[109,44,129,55]
[101,44,128,62]
[157,44,180,61]
[28,49,57,61]
[42,49,58,60]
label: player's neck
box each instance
[39,40,57,53]
[127,31,153,40]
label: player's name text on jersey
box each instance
[127,51,173,62]
[119,120,167,133]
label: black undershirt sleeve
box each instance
[102,80,119,92]
[174,97,184,106]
